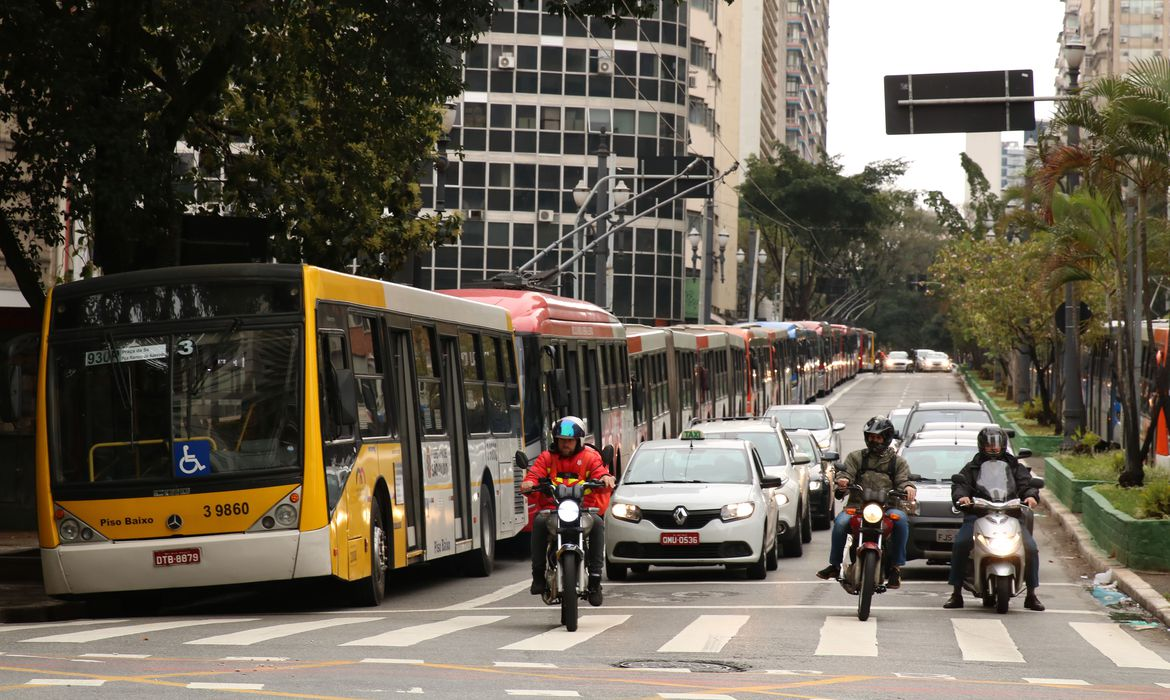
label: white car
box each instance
[920,351,953,372]
[884,351,913,372]
[763,404,845,457]
[605,430,783,580]
[690,417,813,557]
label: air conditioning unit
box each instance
[687,73,697,88]
[596,58,615,75]
[1121,36,1129,43]
[497,52,515,69]
[537,209,556,223]
[466,209,484,220]
[1156,34,1162,42]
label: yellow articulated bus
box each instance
[36,264,525,605]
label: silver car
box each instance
[691,417,812,557]
[764,404,846,457]
[605,432,782,579]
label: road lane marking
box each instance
[445,578,531,610]
[0,619,129,633]
[360,658,425,664]
[505,691,580,697]
[375,604,1104,614]
[822,374,873,407]
[814,616,877,657]
[222,656,289,661]
[187,682,265,690]
[495,661,558,668]
[1070,622,1170,670]
[342,615,507,647]
[657,615,749,653]
[26,679,105,686]
[500,615,630,651]
[951,619,1024,663]
[21,618,259,643]
[658,694,736,699]
[1023,678,1090,685]
[186,617,382,645]
[79,653,151,659]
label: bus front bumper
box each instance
[41,527,331,595]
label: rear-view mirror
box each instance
[1017,448,1033,459]
[792,451,812,466]
[821,450,839,462]
[761,476,784,490]
[601,445,615,470]
[514,450,530,473]
[832,422,846,432]
[1006,429,1017,438]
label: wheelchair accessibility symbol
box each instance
[173,441,211,478]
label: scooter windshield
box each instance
[976,460,1012,502]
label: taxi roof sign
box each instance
[680,429,705,441]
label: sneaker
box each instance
[1024,590,1045,611]
[886,567,901,589]
[587,574,603,607]
[943,591,964,609]
[530,572,544,595]
[816,564,840,580]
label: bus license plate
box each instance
[661,532,699,546]
[153,548,202,567]
[935,530,958,543]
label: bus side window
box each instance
[458,332,488,435]
[319,333,354,442]
[413,325,444,434]
[350,313,392,439]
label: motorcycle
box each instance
[836,484,905,621]
[956,460,1043,614]
[533,477,607,632]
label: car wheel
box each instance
[746,538,768,580]
[782,516,804,558]
[765,534,779,571]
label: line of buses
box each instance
[25,264,875,604]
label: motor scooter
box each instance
[956,460,1043,614]
[836,484,905,621]
[533,477,607,632]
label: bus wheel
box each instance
[353,499,388,607]
[465,484,496,577]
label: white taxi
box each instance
[604,430,783,580]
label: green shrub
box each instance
[1138,475,1170,519]
[1072,429,1102,455]
[1059,452,1122,481]
[1022,398,1043,421]
[1111,451,1126,474]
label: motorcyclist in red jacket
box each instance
[520,416,615,604]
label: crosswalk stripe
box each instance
[185,617,382,646]
[21,619,260,644]
[1070,622,1170,670]
[1023,678,1090,686]
[657,615,749,653]
[0,619,130,633]
[814,616,877,657]
[341,616,506,647]
[500,615,631,652]
[951,619,1024,663]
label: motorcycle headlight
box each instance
[862,503,884,524]
[610,502,641,523]
[557,500,580,522]
[721,501,756,522]
[977,532,1020,556]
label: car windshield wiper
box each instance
[662,479,706,484]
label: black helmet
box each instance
[977,426,1008,457]
[552,416,586,451]
[862,416,895,455]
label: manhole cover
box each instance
[615,660,748,673]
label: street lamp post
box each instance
[737,223,767,322]
[592,129,611,309]
[435,102,457,213]
[691,223,729,323]
[1062,37,1086,449]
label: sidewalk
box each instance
[0,531,88,623]
[957,368,1170,626]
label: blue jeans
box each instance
[947,514,1039,589]
[829,509,909,568]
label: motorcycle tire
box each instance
[995,575,1012,614]
[857,549,878,622]
[561,551,580,632]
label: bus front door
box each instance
[439,335,472,544]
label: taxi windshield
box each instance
[623,447,752,484]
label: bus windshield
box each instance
[51,327,301,486]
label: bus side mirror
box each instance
[550,368,570,410]
[0,364,20,423]
[333,368,359,426]
[601,445,615,470]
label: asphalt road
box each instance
[3,372,1170,699]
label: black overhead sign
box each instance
[884,69,1036,135]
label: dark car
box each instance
[786,429,839,530]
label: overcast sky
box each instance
[826,0,1067,207]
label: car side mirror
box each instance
[761,476,784,489]
[1005,429,1017,438]
[892,431,901,440]
[820,450,839,462]
[792,451,812,466]
[514,450,530,472]
[832,422,846,432]
[601,444,615,470]
[1017,448,1033,459]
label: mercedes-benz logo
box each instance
[672,506,688,526]
[166,514,183,531]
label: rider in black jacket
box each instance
[944,426,1044,611]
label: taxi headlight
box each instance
[809,480,823,490]
[557,500,581,522]
[59,518,79,542]
[275,504,299,527]
[721,501,756,522]
[610,502,641,523]
[862,503,884,524]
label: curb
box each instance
[1043,486,1170,627]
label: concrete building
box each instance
[1058,0,1166,87]
[784,0,829,161]
[738,0,786,160]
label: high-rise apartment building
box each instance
[1058,0,1166,86]
[784,0,829,161]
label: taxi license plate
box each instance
[153,548,202,567]
[661,532,700,546]
[935,530,958,543]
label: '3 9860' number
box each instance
[203,502,250,518]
